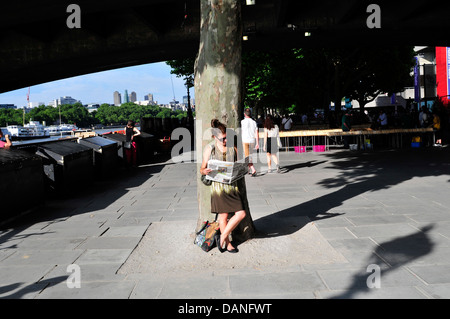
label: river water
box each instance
[10,126,138,146]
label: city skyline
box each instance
[0,62,193,108]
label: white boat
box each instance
[6,125,32,139]
[59,123,79,132]
[44,125,61,136]
[44,123,79,136]
[24,121,50,138]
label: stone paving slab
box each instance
[0,264,56,286]
[1,147,450,300]
[36,281,137,299]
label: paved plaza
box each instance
[1,146,450,299]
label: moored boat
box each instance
[4,121,51,140]
[24,121,50,138]
[44,123,79,136]
[5,125,30,140]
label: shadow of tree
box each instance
[0,276,67,299]
[255,160,327,177]
[250,147,449,297]
[253,147,450,239]
[280,160,327,173]
[329,224,435,299]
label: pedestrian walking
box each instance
[241,108,259,176]
[263,114,281,173]
[282,114,293,131]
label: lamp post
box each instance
[59,102,62,137]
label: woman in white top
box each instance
[263,115,281,173]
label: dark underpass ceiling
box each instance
[1,0,449,94]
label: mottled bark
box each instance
[194,0,255,242]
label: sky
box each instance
[0,62,193,107]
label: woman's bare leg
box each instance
[218,213,229,249]
[271,154,278,166]
[220,210,246,250]
[266,153,272,171]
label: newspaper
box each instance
[205,156,249,184]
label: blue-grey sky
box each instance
[0,62,192,107]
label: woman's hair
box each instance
[127,120,135,127]
[264,115,274,130]
[211,119,226,136]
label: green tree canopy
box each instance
[1,103,191,127]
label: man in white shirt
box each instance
[282,114,293,130]
[241,108,259,176]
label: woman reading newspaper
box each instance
[200,119,246,253]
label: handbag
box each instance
[201,174,212,186]
[194,214,220,252]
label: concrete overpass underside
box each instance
[1,0,449,94]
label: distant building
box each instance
[124,90,129,103]
[135,100,152,106]
[60,96,80,105]
[399,46,442,109]
[27,102,45,108]
[144,93,154,103]
[0,104,16,109]
[49,96,81,107]
[113,91,121,106]
[86,103,100,113]
[129,91,137,103]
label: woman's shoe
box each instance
[227,247,239,253]
[215,235,226,253]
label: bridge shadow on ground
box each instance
[0,153,174,299]
[0,154,173,248]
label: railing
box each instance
[278,127,434,151]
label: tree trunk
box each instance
[194,0,255,242]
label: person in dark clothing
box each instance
[124,120,141,166]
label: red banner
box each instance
[435,47,449,105]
